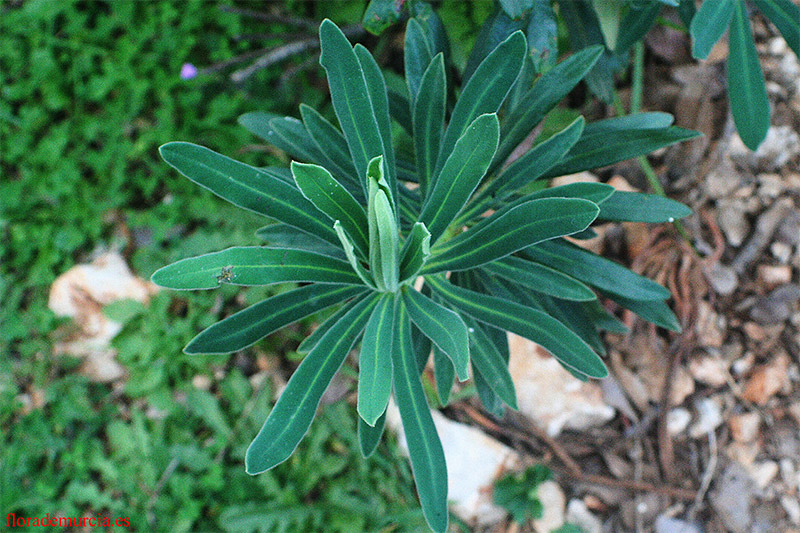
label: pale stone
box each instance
[666,408,692,436]
[689,397,724,439]
[48,252,158,382]
[771,241,793,263]
[747,461,779,490]
[695,301,726,348]
[566,499,602,533]
[508,335,615,437]
[551,171,600,187]
[742,353,791,405]
[757,264,793,288]
[385,402,520,527]
[729,412,761,443]
[757,173,784,199]
[532,481,566,533]
[192,374,212,391]
[688,354,729,387]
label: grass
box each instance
[1,1,428,531]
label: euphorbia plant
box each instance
[152,18,697,532]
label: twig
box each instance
[687,430,718,521]
[455,404,698,501]
[219,5,318,30]
[147,457,180,527]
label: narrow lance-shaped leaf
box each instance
[399,222,431,282]
[358,294,397,426]
[392,302,449,533]
[151,247,362,290]
[436,31,526,177]
[413,53,446,197]
[245,293,380,474]
[358,412,387,458]
[424,198,599,273]
[268,116,328,164]
[427,276,608,379]
[524,239,671,300]
[374,189,399,291]
[598,190,691,223]
[298,292,372,354]
[527,0,558,72]
[581,112,674,135]
[255,223,345,260]
[420,113,500,243]
[292,161,369,257]
[728,1,770,150]
[690,0,735,59]
[355,44,397,204]
[405,18,435,104]
[159,142,339,247]
[334,221,375,288]
[463,314,518,409]
[319,20,385,193]
[403,286,470,381]
[542,126,701,179]
[185,285,366,355]
[432,346,455,405]
[299,104,361,193]
[483,257,597,302]
[493,45,602,171]
[754,0,800,57]
[604,292,682,332]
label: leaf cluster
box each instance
[153,16,696,532]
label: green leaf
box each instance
[400,222,432,282]
[392,302,449,533]
[403,287,470,381]
[334,221,375,288]
[428,277,608,379]
[605,292,682,332]
[463,10,526,84]
[525,239,671,300]
[424,198,599,273]
[299,104,361,193]
[473,364,505,417]
[358,294,397,426]
[413,53,446,197]
[159,142,339,246]
[319,20,386,192]
[542,126,701,179]
[437,31,526,176]
[598,190,692,223]
[593,0,623,50]
[420,113,500,243]
[291,161,369,256]
[484,257,597,302]
[500,0,534,19]
[581,112,674,135]
[354,44,397,201]
[267,116,327,164]
[495,46,603,170]
[755,0,800,57]
[362,0,404,35]
[374,189,399,291]
[298,293,373,354]
[151,247,361,290]
[405,18,435,104]
[358,411,386,458]
[432,346,455,405]
[615,2,661,53]
[690,0,735,59]
[527,0,559,72]
[463,315,518,409]
[388,89,414,134]
[728,1,770,150]
[185,285,366,354]
[255,224,345,259]
[245,293,380,474]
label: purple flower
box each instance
[180,63,198,80]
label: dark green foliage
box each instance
[153,15,695,532]
[493,464,553,524]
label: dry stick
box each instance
[457,404,697,501]
[230,25,364,83]
[218,5,319,30]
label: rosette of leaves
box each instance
[152,19,697,532]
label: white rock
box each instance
[688,354,729,387]
[747,460,779,490]
[689,397,724,439]
[551,171,600,187]
[48,252,158,382]
[717,200,750,247]
[771,241,793,263]
[566,499,602,533]
[532,481,566,532]
[666,408,692,436]
[704,262,739,296]
[384,402,520,527]
[655,515,702,533]
[782,495,800,525]
[752,126,800,171]
[508,335,615,436]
